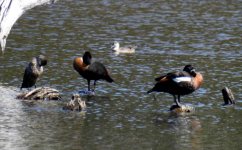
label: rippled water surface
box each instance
[0,0,241,149]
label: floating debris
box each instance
[63,94,86,111]
[16,87,61,100]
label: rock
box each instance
[16,87,61,100]
[170,104,195,113]
[63,94,86,111]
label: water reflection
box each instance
[154,112,202,149]
[0,86,26,150]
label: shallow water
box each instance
[0,0,241,149]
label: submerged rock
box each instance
[63,94,86,111]
[16,87,61,100]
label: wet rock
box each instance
[222,87,235,105]
[63,94,86,111]
[16,87,61,100]
[170,104,195,113]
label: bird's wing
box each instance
[21,66,32,87]
[155,74,167,81]
[169,72,192,83]
[88,62,108,76]
[127,45,137,49]
[155,71,191,82]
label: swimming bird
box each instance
[111,41,137,54]
[73,51,114,91]
[20,55,47,90]
[147,65,203,107]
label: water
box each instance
[0,0,241,149]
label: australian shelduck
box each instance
[147,65,203,107]
[73,51,114,91]
[20,55,47,90]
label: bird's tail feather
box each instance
[106,76,114,83]
[147,88,153,94]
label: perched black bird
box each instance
[73,51,114,91]
[147,65,203,107]
[20,55,47,90]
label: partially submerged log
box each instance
[63,94,86,111]
[170,104,195,113]
[16,87,61,100]
[222,87,235,105]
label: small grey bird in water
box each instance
[20,55,47,90]
[111,41,137,54]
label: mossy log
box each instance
[16,87,61,100]
[63,94,86,111]
[222,87,235,105]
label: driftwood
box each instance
[222,87,235,105]
[16,87,61,100]
[63,94,86,111]
[170,104,195,113]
